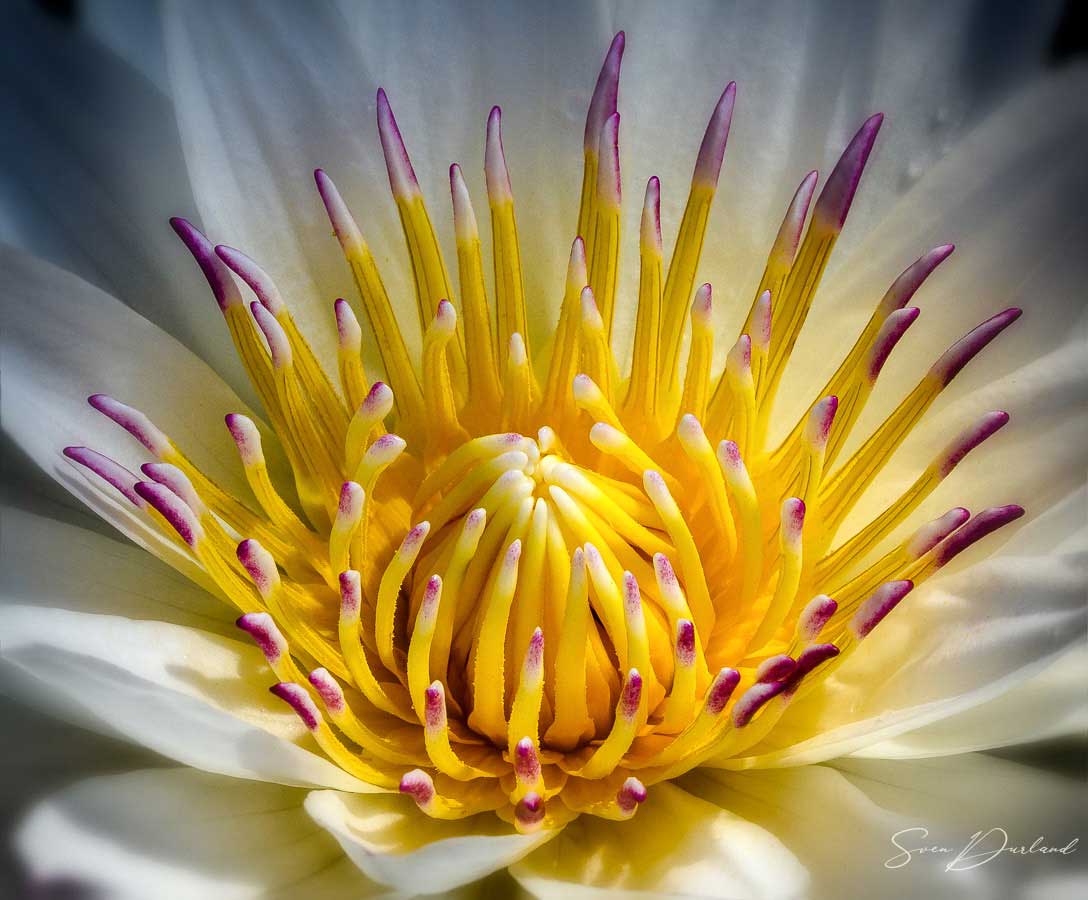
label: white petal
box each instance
[0,246,285,587]
[0,605,373,792]
[0,4,252,399]
[305,788,556,895]
[15,767,382,900]
[1,506,232,634]
[163,0,608,371]
[685,753,1084,900]
[851,642,1088,759]
[717,490,1087,767]
[510,782,807,899]
[0,691,158,815]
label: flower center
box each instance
[64,32,1024,833]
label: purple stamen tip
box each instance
[851,581,913,638]
[936,411,1010,478]
[676,619,696,667]
[308,668,345,714]
[62,446,142,506]
[584,31,626,152]
[931,308,1022,386]
[170,217,242,311]
[814,113,883,229]
[617,777,647,813]
[620,669,643,719]
[934,505,1024,567]
[269,683,319,731]
[756,654,797,684]
[797,595,838,641]
[706,668,741,715]
[515,792,546,830]
[694,81,737,187]
[399,769,434,806]
[236,612,285,664]
[133,481,201,547]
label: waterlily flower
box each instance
[2,1,1086,897]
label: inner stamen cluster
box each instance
[64,32,1023,833]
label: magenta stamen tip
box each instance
[930,307,1022,386]
[676,619,696,667]
[339,570,361,614]
[584,31,626,152]
[620,669,643,719]
[934,505,1024,567]
[170,217,242,311]
[214,244,284,315]
[515,792,546,831]
[376,87,420,198]
[936,410,1010,478]
[756,654,797,684]
[851,581,913,639]
[269,682,320,731]
[706,667,741,715]
[62,446,143,506]
[399,769,435,807]
[813,112,883,229]
[236,612,286,664]
[617,777,647,813]
[693,81,737,188]
[133,481,202,547]
[797,594,837,641]
[308,668,346,714]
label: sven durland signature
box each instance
[885,827,1080,871]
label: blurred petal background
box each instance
[1,0,1086,897]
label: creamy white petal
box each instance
[0,3,253,400]
[712,489,1087,768]
[305,789,556,895]
[851,642,1088,759]
[1,506,233,634]
[510,782,807,899]
[0,605,374,792]
[0,246,287,589]
[163,0,608,372]
[15,768,383,900]
[685,753,1085,900]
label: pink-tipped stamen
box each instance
[62,446,143,506]
[933,505,1025,567]
[929,308,1022,386]
[236,612,287,664]
[269,682,320,731]
[867,307,921,382]
[936,411,1010,478]
[693,82,736,188]
[376,88,420,199]
[215,245,285,315]
[88,394,170,457]
[133,480,202,547]
[169,217,242,311]
[851,581,914,639]
[584,32,625,152]
[308,668,347,715]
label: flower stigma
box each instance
[65,32,1023,833]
